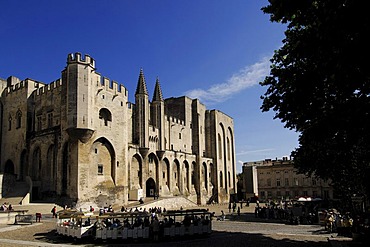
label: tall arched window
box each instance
[218,134,222,159]
[8,115,12,130]
[227,137,230,160]
[16,110,22,129]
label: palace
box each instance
[0,53,236,206]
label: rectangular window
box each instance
[37,116,42,131]
[285,191,290,197]
[276,179,281,187]
[294,178,299,186]
[303,191,308,196]
[312,178,317,185]
[98,164,103,175]
[267,178,271,187]
[285,178,289,186]
[163,172,165,179]
[276,191,281,197]
[47,112,53,128]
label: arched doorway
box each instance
[146,177,156,197]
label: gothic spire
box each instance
[152,77,164,102]
[135,68,148,95]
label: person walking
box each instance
[51,206,57,218]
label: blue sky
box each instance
[0,0,299,173]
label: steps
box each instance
[127,196,198,211]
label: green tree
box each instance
[260,0,370,203]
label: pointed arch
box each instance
[219,123,228,192]
[173,159,181,190]
[218,134,222,159]
[183,160,190,191]
[92,137,116,183]
[130,154,142,190]
[162,158,170,190]
[47,144,56,181]
[15,109,22,129]
[32,147,41,180]
[202,162,208,191]
[228,126,236,192]
[148,152,159,193]
[62,142,69,195]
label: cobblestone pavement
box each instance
[0,203,354,247]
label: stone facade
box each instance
[0,53,237,206]
[242,157,334,201]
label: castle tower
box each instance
[151,77,165,150]
[62,53,95,142]
[134,69,149,148]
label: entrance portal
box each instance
[146,178,156,197]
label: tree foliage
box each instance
[260,0,370,199]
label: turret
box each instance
[134,69,149,148]
[151,77,165,150]
[63,52,96,142]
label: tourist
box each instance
[217,210,226,221]
[150,216,160,241]
[51,206,57,218]
[89,206,94,212]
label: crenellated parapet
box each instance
[100,77,128,97]
[34,79,63,99]
[167,115,185,126]
[2,78,44,97]
[67,52,95,68]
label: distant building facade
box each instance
[242,157,333,201]
[0,53,237,205]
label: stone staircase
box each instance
[0,181,30,205]
[126,196,198,211]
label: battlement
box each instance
[100,76,128,97]
[35,79,62,96]
[3,78,45,97]
[167,115,185,126]
[67,52,95,68]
